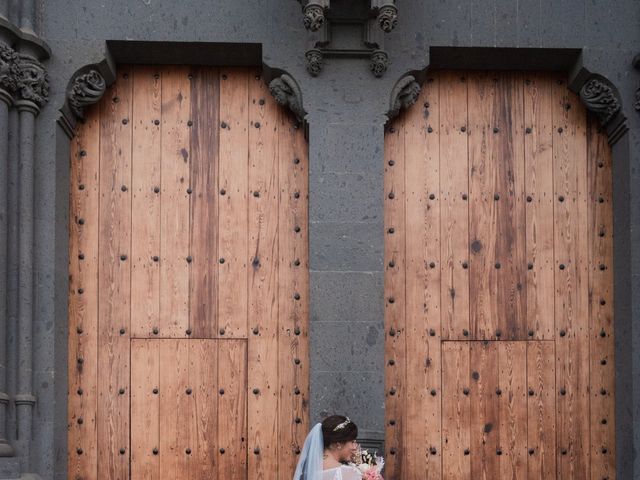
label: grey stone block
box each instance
[311,321,384,372]
[310,172,382,222]
[310,271,383,323]
[309,221,383,272]
[311,371,385,432]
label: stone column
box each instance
[13,52,47,467]
[0,41,17,459]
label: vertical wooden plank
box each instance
[496,72,526,340]
[441,341,471,480]
[439,71,470,341]
[189,66,220,339]
[160,66,191,338]
[524,73,555,340]
[587,116,615,480]
[97,67,132,480]
[468,71,496,339]
[131,65,161,338]
[498,341,527,478]
[68,108,99,480]
[247,69,280,479]
[383,105,406,478]
[189,339,218,479]
[469,71,526,340]
[131,339,160,479]
[218,67,249,339]
[159,339,190,478]
[404,74,441,479]
[552,76,590,479]
[527,340,556,479]
[277,109,309,477]
[469,341,499,479]
[218,340,248,479]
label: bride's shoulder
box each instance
[340,464,363,479]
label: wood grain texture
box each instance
[441,341,470,480]
[218,339,248,479]
[404,75,441,479]
[468,71,526,340]
[218,67,249,339]
[277,108,309,479]
[97,67,132,480]
[247,69,280,478]
[383,108,406,479]
[439,71,470,341]
[131,339,160,479]
[131,65,161,338]
[587,115,615,480]
[384,70,614,479]
[524,73,555,340]
[159,339,190,478]
[189,67,219,339]
[498,341,527,479]
[189,339,218,479]
[527,340,556,479]
[68,108,100,480]
[160,66,191,338]
[552,76,590,479]
[70,65,308,480]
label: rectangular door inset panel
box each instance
[441,341,554,480]
[131,339,247,479]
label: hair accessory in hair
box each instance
[333,417,351,431]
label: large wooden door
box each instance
[384,71,615,479]
[68,65,309,479]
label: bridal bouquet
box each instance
[350,444,384,480]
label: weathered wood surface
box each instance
[385,70,615,479]
[68,65,309,480]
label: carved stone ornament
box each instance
[388,75,421,119]
[0,41,19,94]
[69,69,107,120]
[16,53,49,108]
[579,76,620,127]
[303,3,326,31]
[377,4,398,33]
[305,49,323,77]
[369,50,389,78]
[268,73,306,122]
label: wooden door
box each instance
[384,71,615,479]
[68,65,309,480]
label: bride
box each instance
[293,415,363,480]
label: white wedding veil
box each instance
[293,422,324,480]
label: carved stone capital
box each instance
[15,53,49,109]
[303,3,326,32]
[579,75,621,127]
[369,50,389,78]
[388,74,421,119]
[268,73,306,122]
[305,49,323,77]
[0,41,19,99]
[377,4,398,33]
[570,70,627,145]
[68,69,106,121]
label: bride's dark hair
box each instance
[321,414,358,447]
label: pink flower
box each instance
[363,470,383,480]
